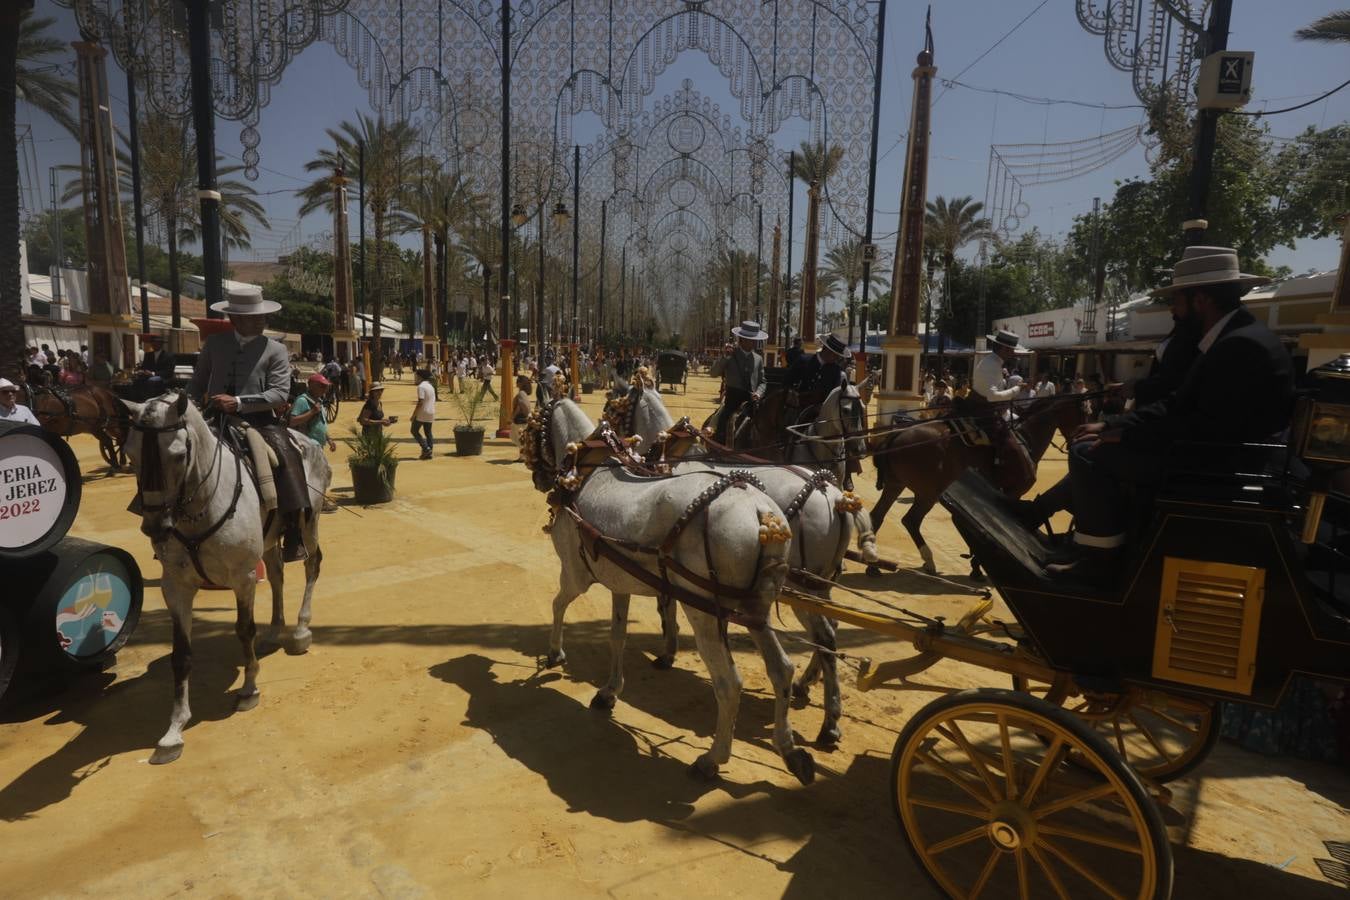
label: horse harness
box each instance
[528,402,789,631]
[130,409,274,583]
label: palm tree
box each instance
[62,111,269,328]
[298,114,420,373]
[1296,10,1350,43]
[1,2,34,380]
[925,195,991,338]
[791,141,844,343]
[16,8,77,136]
[393,160,479,352]
[822,238,890,346]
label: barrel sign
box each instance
[1,434,66,548]
[54,552,138,660]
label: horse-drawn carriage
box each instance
[654,350,688,394]
[539,355,1350,899]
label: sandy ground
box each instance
[1,372,1346,899]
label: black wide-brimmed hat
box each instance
[985,329,1020,350]
[818,333,849,357]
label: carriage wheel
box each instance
[1012,675,1219,783]
[325,395,340,424]
[892,689,1172,900]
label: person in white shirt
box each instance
[477,357,497,399]
[0,378,40,426]
[969,330,1036,496]
[411,369,437,459]
[1034,375,1057,398]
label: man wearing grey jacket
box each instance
[189,287,311,561]
[710,321,767,444]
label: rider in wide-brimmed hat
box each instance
[1044,246,1291,582]
[967,327,1036,498]
[710,321,768,443]
[189,285,312,561]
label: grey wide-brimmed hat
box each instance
[985,329,1020,350]
[731,320,768,341]
[210,285,281,316]
[1152,246,1271,297]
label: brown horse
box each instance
[868,394,1087,577]
[27,383,130,470]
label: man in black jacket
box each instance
[1048,246,1293,579]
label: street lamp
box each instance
[511,203,529,228]
[551,201,570,230]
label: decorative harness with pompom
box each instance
[523,400,790,630]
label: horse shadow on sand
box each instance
[0,615,273,822]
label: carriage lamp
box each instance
[551,201,570,230]
[510,203,529,228]
[1293,353,1350,543]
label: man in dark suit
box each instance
[1131,317,1202,407]
[138,335,175,385]
[1048,246,1293,579]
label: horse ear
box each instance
[116,397,144,420]
[174,391,189,417]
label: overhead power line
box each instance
[1233,78,1350,117]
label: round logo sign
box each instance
[55,554,135,659]
[0,434,66,551]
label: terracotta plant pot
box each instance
[453,425,485,456]
[581,383,595,394]
[349,463,395,504]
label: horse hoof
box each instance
[650,654,675,671]
[688,757,720,782]
[815,725,842,748]
[786,748,817,785]
[791,682,811,704]
[150,744,183,765]
[235,691,261,712]
[544,650,566,669]
[860,544,881,565]
[286,631,312,655]
[589,692,617,713]
[865,565,883,579]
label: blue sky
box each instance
[19,0,1349,281]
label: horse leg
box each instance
[290,543,321,654]
[151,581,198,764]
[796,612,842,747]
[546,587,580,668]
[262,544,285,649]
[652,594,678,670]
[747,626,816,785]
[866,484,904,577]
[590,592,630,712]
[686,610,741,781]
[232,577,261,712]
[902,493,939,575]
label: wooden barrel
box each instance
[7,537,143,679]
[0,420,82,561]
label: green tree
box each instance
[925,195,991,335]
[16,7,77,135]
[792,141,845,338]
[822,238,890,344]
[297,114,421,373]
[1295,10,1350,43]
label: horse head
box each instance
[522,399,595,493]
[120,391,196,541]
[826,384,870,462]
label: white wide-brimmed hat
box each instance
[985,329,1020,350]
[1152,246,1271,297]
[731,320,768,341]
[210,285,281,316]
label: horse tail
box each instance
[849,506,880,564]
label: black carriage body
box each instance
[943,472,1349,711]
[655,352,688,392]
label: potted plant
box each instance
[451,388,496,456]
[345,426,398,503]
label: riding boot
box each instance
[281,512,309,562]
[1043,545,1120,584]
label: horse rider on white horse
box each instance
[189,286,311,561]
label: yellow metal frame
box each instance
[1153,557,1265,695]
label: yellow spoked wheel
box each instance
[892,689,1172,900]
[1012,675,1220,783]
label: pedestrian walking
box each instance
[412,369,437,459]
[510,374,533,460]
[358,382,395,439]
[478,356,498,400]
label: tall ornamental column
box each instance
[879,17,935,416]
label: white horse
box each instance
[605,384,878,744]
[121,392,331,764]
[527,399,815,783]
